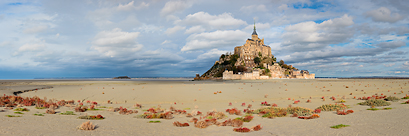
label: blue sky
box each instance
[0,0,409,79]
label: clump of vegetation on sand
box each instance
[253,105,313,118]
[148,120,161,123]
[235,115,254,122]
[384,96,400,102]
[60,111,76,115]
[14,111,24,114]
[6,115,21,117]
[14,108,29,111]
[78,114,105,120]
[137,111,173,119]
[358,99,391,106]
[316,104,348,111]
[34,113,44,116]
[367,108,379,111]
[331,124,349,129]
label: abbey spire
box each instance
[252,20,258,35]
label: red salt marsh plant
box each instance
[261,101,270,106]
[251,124,262,131]
[233,127,251,133]
[173,121,189,127]
[243,109,254,114]
[226,108,241,115]
[247,104,252,108]
[337,110,354,115]
[298,114,320,119]
[241,103,246,107]
[75,106,87,112]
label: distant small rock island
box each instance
[113,76,131,79]
[196,23,315,80]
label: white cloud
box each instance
[181,12,247,30]
[240,5,268,13]
[181,30,248,51]
[23,25,48,34]
[365,7,404,23]
[136,24,163,33]
[161,40,171,45]
[13,43,46,56]
[278,4,289,11]
[184,49,227,64]
[185,26,205,34]
[117,1,149,11]
[280,14,354,51]
[91,28,142,57]
[383,63,395,67]
[0,41,11,47]
[404,61,409,66]
[17,43,45,52]
[56,33,60,38]
[165,26,185,35]
[160,0,192,16]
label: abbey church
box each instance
[234,25,272,68]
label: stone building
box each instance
[220,23,315,80]
[234,23,272,67]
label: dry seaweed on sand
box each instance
[77,121,96,130]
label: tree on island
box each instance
[254,57,261,65]
[279,60,284,66]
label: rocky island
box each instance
[196,24,315,80]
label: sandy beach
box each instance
[1,79,409,135]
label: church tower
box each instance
[251,20,258,40]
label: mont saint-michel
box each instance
[197,24,315,80]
